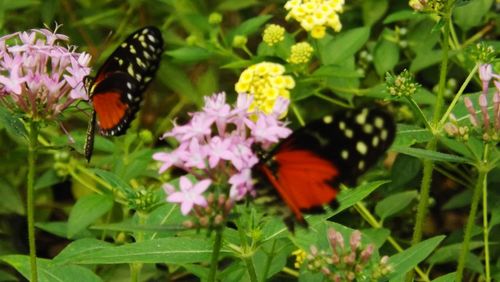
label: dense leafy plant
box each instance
[0,0,499,281]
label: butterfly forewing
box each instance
[255,107,395,228]
[89,26,163,136]
[84,26,163,162]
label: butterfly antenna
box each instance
[59,122,75,144]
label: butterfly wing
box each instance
[89,26,163,136]
[256,107,395,227]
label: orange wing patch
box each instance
[92,92,128,130]
[262,150,339,222]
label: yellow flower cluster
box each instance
[262,24,285,46]
[235,62,295,114]
[284,0,344,39]
[292,249,307,269]
[288,42,314,64]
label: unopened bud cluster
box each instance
[409,0,445,13]
[469,42,496,64]
[386,69,419,97]
[295,228,392,281]
[182,193,234,229]
[128,189,160,212]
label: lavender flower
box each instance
[154,92,292,223]
[0,24,91,120]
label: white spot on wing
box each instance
[341,150,349,160]
[356,141,368,155]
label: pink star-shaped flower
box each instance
[165,176,211,215]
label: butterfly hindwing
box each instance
[256,107,395,227]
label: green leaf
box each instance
[383,10,424,24]
[0,178,24,215]
[92,168,133,195]
[321,27,370,64]
[36,221,93,239]
[332,181,389,215]
[362,228,391,248]
[362,0,388,26]
[0,107,27,139]
[166,46,214,63]
[392,124,433,147]
[442,189,472,210]
[34,169,62,191]
[60,237,231,264]
[391,146,471,163]
[216,0,258,10]
[67,194,114,238]
[375,190,418,220]
[53,238,113,264]
[489,206,500,230]
[227,15,272,42]
[373,38,399,76]
[431,273,456,282]
[0,255,102,282]
[158,63,201,105]
[410,49,443,72]
[389,155,422,191]
[311,65,363,78]
[0,0,39,10]
[427,242,484,274]
[386,235,446,280]
[453,0,493,31]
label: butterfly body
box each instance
[84,26,163,161]
[255,107,395,228]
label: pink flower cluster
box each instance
[0,24,91,119]
[466,64,500,131]
[154,92,291,215]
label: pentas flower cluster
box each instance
[445,64,500,142]
[0,25,91,120]
[295,228,392,281]
[153,92,291,225]
[235,62,295,116]
[284,0,344,39]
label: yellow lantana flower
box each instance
[285,0,345,39]
[235,62,295,115]
[262,24,285,46]
[288,42,314,64]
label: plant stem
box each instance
[27,121,39,282]
[208,228,223,282]
[482,155,491,282]
[130,211,147,282]
[456,162,488,281]
[407,4,452,280]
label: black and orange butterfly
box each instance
[84,26,163,161]
[254,107,395,229]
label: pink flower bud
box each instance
[350,230,362,251]
[494,92,500,130]
[479,94,490,129]
[343,251,356,265]
[361,244,375,262]
[464,97,479,127]
[479,64,493,93]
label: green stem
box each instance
[27,121,39,282]
[407,4,452,280]
[438,63,479,127]
[482,154,491,282]
[456,161,488,281]
[208,228,223,282]
[130,212,147,282]
[405,97,433,131]
[291,104,305,126]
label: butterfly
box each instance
[84,26,163,161]
[254,107,396,230]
